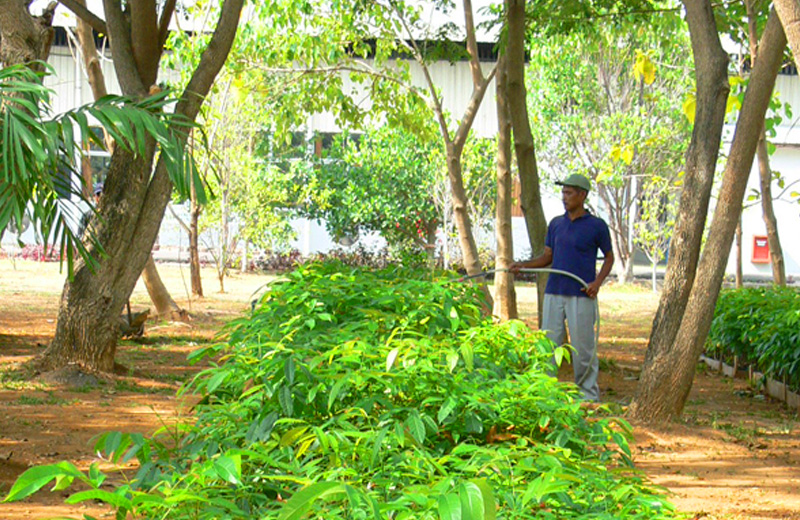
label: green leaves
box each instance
[708,287,800,390]
[7,263,675,519]
[277,482,348,520]
[3,462,84,502]
[438,481,496,520]
[0,63,199,276]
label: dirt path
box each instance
[0,263,798,519]
[597,287,800,520]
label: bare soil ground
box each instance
[0,262,798,519]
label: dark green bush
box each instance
[707,285,800,390]
[5,262,674,519]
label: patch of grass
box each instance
[598,356,617,371]
[0,365,46,391]
[113,379,175,395]
[13,392,80,406]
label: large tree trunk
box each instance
[775,0,800,59]
[0,0,55,67]
[44,147,158,372]
[493,54,517,321]
[629,8,785,422]
[505,0,548,327]
[757,135,786,285]
[73,0,187,320]
[39,0,244,372]
[631,0,730,407]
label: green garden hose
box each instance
[452,267,601,356]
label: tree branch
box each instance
[158,0,177,49]
[167,203,191,234]
[391,4,451,144]
[453,65,496,149]
[58,0,106,34]
[130,0,160,86]
[103,0,145,96]
[174,0,245,123]
[462,0,484,87]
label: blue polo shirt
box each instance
[544,211,612,297]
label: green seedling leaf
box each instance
[406,410,426,444]
[438,492,462,520]
[277,481,347,520]
[471,479,496,520]
[66,489,133,509]
[4,462,85,502]
[438,397,457,424]
[459,481,484,520]
[213,454,242,485]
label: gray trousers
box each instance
[542,293,599,401]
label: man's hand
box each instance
[582,280,602,299]
[509,262,523,274]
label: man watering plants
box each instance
[510,173,614,401]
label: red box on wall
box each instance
[752,235,770,264]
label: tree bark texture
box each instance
[493,54,517,321]
[41,0,244,372]
[72,0,186,320]
[629,9,785,422]
[775,0,800,59]
[634,0,730,394]
[142,255,187,320]
[757,135,786,285]
[735,220,744,287]
[505,0,548,326]
[190,198,204,297]
[0,0,56,66]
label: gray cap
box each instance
[556,173,591,192]
[93,182,103,196]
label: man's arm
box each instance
[584,249,614,299]
[510,247,553,273]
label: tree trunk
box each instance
[735,220,744,287]
[600,185,634,284]
[44,147,158,372]
[506,0,548,327]
[629,8,785,422]
[190,191,204,297]
[39,0,244,372]
[774,0,800,60]
[493,54,517,321]
[142,255,186,320]
[401,0,495,308]
[0,1,55,67]
[447,146,486,284]
[73,0,186,318]
[631,0,730,406]
[757,135,786,285]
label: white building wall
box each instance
[306,59,498,138]
[725,145,800,279]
